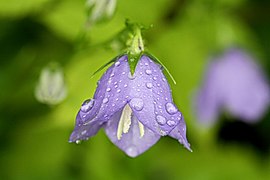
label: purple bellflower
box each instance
[196,48,270,125]
[69,23,191,157]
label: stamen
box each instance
[138,121,145,138]
[117,104,132,140]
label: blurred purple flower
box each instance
[69,55,191,157]
[196,49,270,125]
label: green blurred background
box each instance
[1,0,270,179]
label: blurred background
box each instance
[0,0,270,179]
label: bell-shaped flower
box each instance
[69,54,191,157]
[86,0,117,27]
[196,48,270,125]
[35,63,67,105]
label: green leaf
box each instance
[90,53,125,78]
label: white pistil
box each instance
[117,104,132,140]
[138,121,145,138]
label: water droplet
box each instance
[162,78,166,82]
[106,88,111,92]
[124,84,128,88]
[114,82,117,85]
[116,98,119,101]
[145,69,152,75]
[126,145,138,157]
[117,89,121,93]
[140,72,143,75]
[110,73,114,77]
[157,83,160,87]
[115,61,120,67]
[81,99,95,112]
[130,98,144,111]
[81,130,87,135]
[128,72,136,80]
[146,82,153,89]
[114,85,118,88]
[75,140,81,144]
[156,115,167,125]
[165,102,178,115]
[112,103,115,107]
[122,72,126,75]
[103,98,109,104]
[145,63,149,66]
[153,77,157,81]
[137,89,140,92]
[167,120,176,126]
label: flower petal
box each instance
[169,117,192,152]
[69,113,103,142]
[127,55,183,136]
[104,111,160,157]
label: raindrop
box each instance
[153,77,157,81]
[114,85,118,88]
[167,120,176,126]
[124,84,128,88]
[81,130,87,135]
[103,98,109,104]
[115,61,120,67]
[130,98,144,111]
[145,69,152,75]
[156,115,167,125]
[146,82,153,89]
[114,82,117,85]
[165,102,178,115]
[110,73,115,77]
[106,88,111,92]
[128,72,136,80]
[117,89,121,93]
[126,145,138,157]
[81,99,95,112]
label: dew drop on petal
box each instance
[126,145,138,157]
[145,69,152,75]
[128,72,136,80]
[156,115,167,125]
[75,140,81,144]
[115,61,120,67]
[165,102,178,115]
[117,89,121,93]
[103,98,109,104]
[124,84,128,88]
[167,120,176,126]
[106,88,111,92]
[146,82,153,89]
[130,98,144,111]
[81,99,95,112]
[81,130,87,135]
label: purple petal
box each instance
[69,112,103,142]
[127,55,183,136]
[104,111,160,157]
[69,56,130,142]
[169,117,192,152]
[196,48,270,125]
